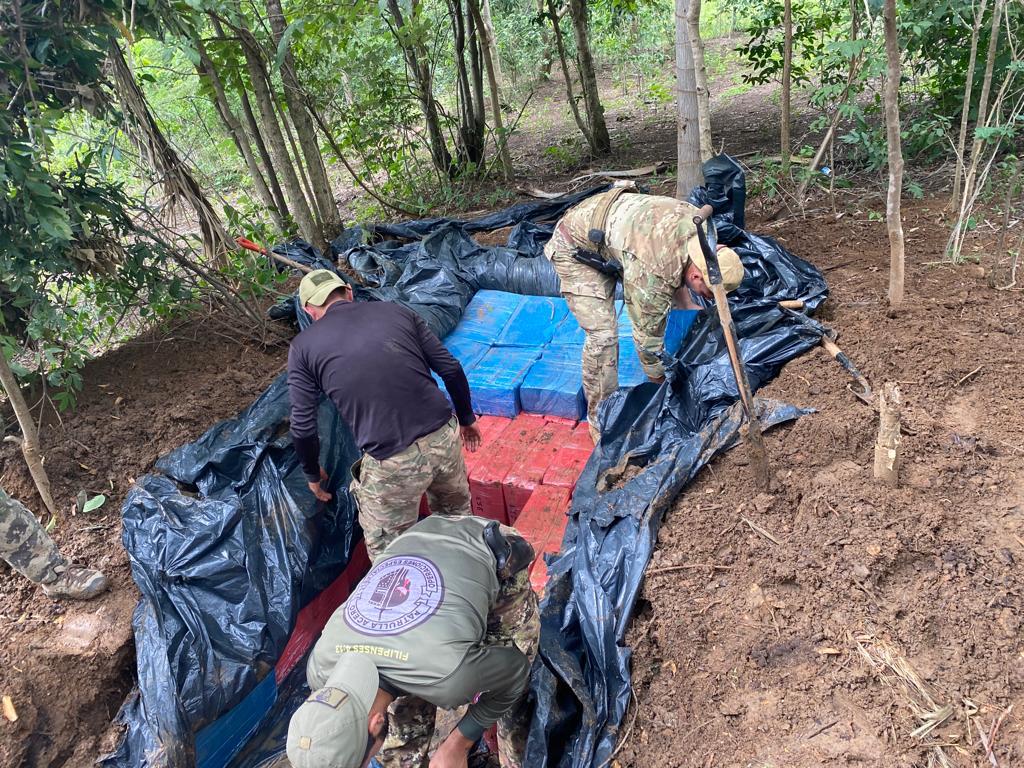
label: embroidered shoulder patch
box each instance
[344,555,445,637]
[308,687,348,708]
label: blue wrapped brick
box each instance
[454,290,524,342]
[495,296,569,347]
[466,346,543,417]
[520,346,586,420]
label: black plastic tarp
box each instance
[523,158,829,768]
[103,376,361,767]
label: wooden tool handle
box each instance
[693,204,714,226]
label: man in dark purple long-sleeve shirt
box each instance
[288,269,481,560]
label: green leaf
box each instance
[82,494,106,513]
[44,515,57,532]
[273,19,306,75]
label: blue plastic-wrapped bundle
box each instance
[454,290,524,343]
[520,346,586,420]
[466,346,544,417]
[549,312,587,347]
[495,296,569,347]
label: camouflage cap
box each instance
[299,269,350,308]
[685,238,745,293]
[287,653,380,768]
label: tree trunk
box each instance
[781,0,793,177]
[238,87,291,219]
[963,0,1006,214]
[951,0,989,214]
[109,42,235,265]
[537,0,556,80]
[469,0,511,177]
[882,0,904,308]
[0,354,57,518]
[384,0,455,176]
[265,0,341,239]
[276,93,324,226]
[548,0,593,147]
[686,0,713,161]
[449,0,486,168]
[193,35,284,231]
[237,27,323,250]
[567,0,611,155]
[480,0,503,90]
[873,382,901,486]
[675,0,703,197]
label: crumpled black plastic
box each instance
[523,163,829,768]
[102,376,360,767]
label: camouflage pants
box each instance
[380,548,540,768]
[621,253,676,381]
[547,226,618,441]
[351,417,471,562]
[0,487,64,584]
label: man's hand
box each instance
[307,467,332,502]
[461,422,482,453]
[429,728,473,768]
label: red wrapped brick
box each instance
[468,414,548,524]
[502,421,574,523]
[513,484,571,595]
[541,447,592,490]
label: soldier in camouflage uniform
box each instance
[288,270,481,561]
[546,188,745,442]
[287,515,539,768]
[0,487,108,600]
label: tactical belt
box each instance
[571,186,634,278]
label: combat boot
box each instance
[41,564,109,600]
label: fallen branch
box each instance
[648,563,734,575]
[570,162,668,185]
[955,365,984,387]
[742,517,781,545]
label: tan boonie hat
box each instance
[299,269,349,308]
[287,654,380,768]
[685,237,745,293]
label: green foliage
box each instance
[0,0,199,405]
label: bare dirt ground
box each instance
[2,35,1021,768]
[619,206,1024,767]
[0,317,286,766]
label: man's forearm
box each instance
[441,368,476,426]
[291,432,321,481]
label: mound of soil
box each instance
[0,316,287,767]
[620,201,1023,767]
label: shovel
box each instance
[692,205,772,490]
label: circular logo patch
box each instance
[344,555,445,636]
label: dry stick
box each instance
[976,719,1000,768]
[805,719,839,740]
[597,691,639,768]
[873,382,902,487]
[648,563,734,575]
[955,365,984,387]
[742,517,781,545]
[882,0,905,307]
[795,45,862,203]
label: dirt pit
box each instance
[620,202,1024,767]
[0,315,287,767]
